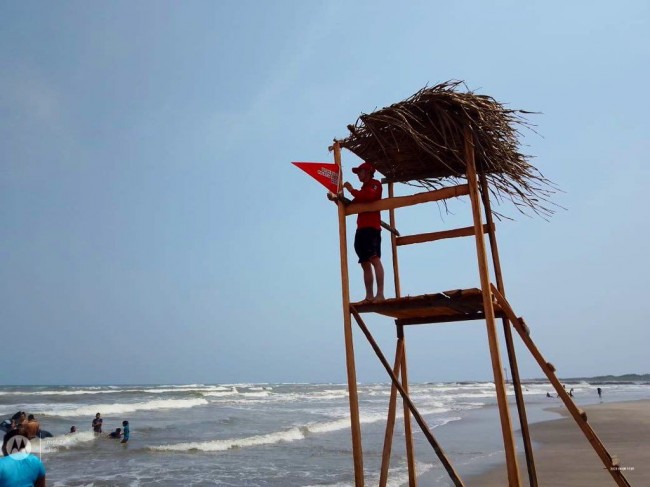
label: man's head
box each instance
[95,413,100,418]
[27,414,34,421]
[352,162,376,183]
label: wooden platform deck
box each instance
[350,288,505,326]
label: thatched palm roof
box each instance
[337,81,556,217]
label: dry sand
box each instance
[468,399,650,486]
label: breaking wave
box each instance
[36,398,208,417]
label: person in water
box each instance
[21,414,40,440]
[92,413,103,433]
[11,412,26,430]
[68,426,77,434]
[120,421,129,444]
[108,428,122,439]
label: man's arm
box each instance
[34,459,46,487]
[345,181,381,202]
[327,192,352,204]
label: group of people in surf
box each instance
[1,411,130,444]
[0,411,129,485]
[90,412,130,443]
[0,411,50,486]
[0,411,50,440]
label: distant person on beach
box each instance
[546,392,552,398]
[343,161,385,303]
[569,388,574,397]
[68,426,77,434]
[92,413,103,433]
[597,387,603,399]
[20,414,40,440]
[120,421,129,444]
[0,429,46,487]
[108,428,122,439]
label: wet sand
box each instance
[468,400,650,486]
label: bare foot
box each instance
[352,297,375,305]
[374,293,385,301]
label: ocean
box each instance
[1,381,649,486]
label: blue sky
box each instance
[1,1,648,385]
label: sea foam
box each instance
[149,409,460,453]
[150,427,306,452]
[32,431,96,453]
[36,398,208,417]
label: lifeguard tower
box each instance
[329,82,630,486]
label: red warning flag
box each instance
[292,162,340,193]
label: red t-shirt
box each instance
[349,179,382,229]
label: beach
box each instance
[469,399,650,486]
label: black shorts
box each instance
[354,227,381,263]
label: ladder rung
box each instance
[397,223,493,246]
[344,184,469,216]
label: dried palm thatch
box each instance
[338,80,557,218]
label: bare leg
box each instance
[371,257,385,300]
[361,261,374,301]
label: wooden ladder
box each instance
[491,284,632,487]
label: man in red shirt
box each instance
[344,162,385,302]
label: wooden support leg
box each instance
[465,130,521,486]
[379,336,404,487]
[501,316,538,487]
[479,174,538,487]
[350,307,464,487]
[399,325,417,487]
[333,142,364,487]
[490,285,632,487]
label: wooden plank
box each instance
[465,129,521,486]
[399,327,417,487]
[353,295,449,313]
[441,297,485,314]
[328,193,398,238]
[344,184,469,215]
[352,290,488,320]
[396,224,493,247]
[380,220,400,236]
[388,183,402,298]
[353,292,480,314]
[393,308,459,320]
[333,142,364,487]
[379,337,403,487]
[490,285,631,487]
[396,310,507,326]
[382,307,460,320]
